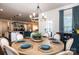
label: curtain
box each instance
[71,5,79,52]
[59,10,64,33]
[72,5,79,29]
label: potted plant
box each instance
[32,32,42,42]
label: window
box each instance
[64,9,72,33]
[45,20,53,36]
[45,20,52,32]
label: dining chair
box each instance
[56,38,74,55]
[43,32,49,37]
[53,33,61,42]
[11,32,24,42]
[3,45,19,55]
[16,33,24,40]
[0,37,9,50]
[0,37,9,54]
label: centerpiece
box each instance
[32,32,43,42]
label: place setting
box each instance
[17,41,33,53]
[38,40,53,53]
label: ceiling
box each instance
[0,3,71,21]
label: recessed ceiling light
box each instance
[0,9,3,11]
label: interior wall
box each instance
[0,19,10,37]
[39,4,79,35]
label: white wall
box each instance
[39,3,79,35]
[0,19,10,37]
[39,9,59,35]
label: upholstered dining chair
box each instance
[53,33,61,42]
[11,32,24,42]
[56,38,74,55]
[43,32,49,37]
[16,33,24,40]
[0,37,9,51]
[0,37,10,54]
[3,45,19,55]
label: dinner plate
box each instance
[39,44,53,53]
[20,43,32,49]
[40,45,51,50]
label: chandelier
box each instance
[29,5,47,22]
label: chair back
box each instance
[0,37,9,49]
[53,33,61,42]
[16,33,23,40]
[43,32,49,37]
[11,32,24,42]
[3,45,19,55]
[0,37,9,54]
[66,38,74,50]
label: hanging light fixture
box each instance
[29,4,47,22]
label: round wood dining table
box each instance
[12,37,64,55]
